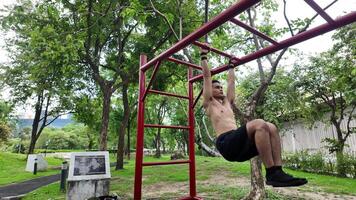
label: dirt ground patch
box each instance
[141,172,356,199]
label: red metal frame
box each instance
[304,0,334,23]
[134,54,147,200]
[148,89,189,99]
[144,124,190,129]
[134,0,356,199]
[229,18,279,45]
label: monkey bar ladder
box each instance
[134,0,356,199]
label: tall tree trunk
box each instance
[154,128,161,158]
[99,86,112,151]
[244,158,265,200]
[333,119,347,177]
[116,83,130,170]
[162,139,166,154]
[126,117,130,160]
[28,93,43,154]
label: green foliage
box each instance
[257,71,303,126]
[293,24,355,122]
[0,122,11,144]
[0,1,84,153]
[322,138,346,154]
[283,150,356,178]
[73,96,102,133]
[0,100,13,122]
[8,138,30,153]
[291,25,356,174]
[1,0,83,104]
[0,100,14,143]
[236,69,303,127]
[284,150,325,173]
[36,123,92,150]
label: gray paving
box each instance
[0,174,60,198]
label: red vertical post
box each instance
[188,67,197,198]
[134,54,147,200]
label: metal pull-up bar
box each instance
[304,0,335,23]
[189,11,356,82]
[229,18,279,45]
[140,0,260,71]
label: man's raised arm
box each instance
[226,62,235,104]
[201,47,212,108]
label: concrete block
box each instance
[66,179,110,200]
[25,154,48,172]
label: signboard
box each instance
[68,151,111,181]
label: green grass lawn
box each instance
[282,168,356,195]
[1,153,354,199]
[0,152,64,186]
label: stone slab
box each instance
[66,179,110,200]
[25,154,48,172]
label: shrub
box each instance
[283,150,356,178]
[0,122,11,143]
[283,150,324,172]
[344,153,356,179]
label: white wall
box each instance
[281,116,356,156]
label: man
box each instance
[200,47,307,187]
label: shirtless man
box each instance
[200,47,307,187]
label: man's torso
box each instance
[205,97,237,136]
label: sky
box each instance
[0,0,355,118]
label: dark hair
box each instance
[212,80,220,84]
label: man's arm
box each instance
[201,48,212,108]
[226,64,235,104]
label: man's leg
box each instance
[246,119,274,168]
[265,122,282,166]
[246,119,307,187]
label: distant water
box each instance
[18,118,74,129]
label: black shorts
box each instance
[215,124,258,162]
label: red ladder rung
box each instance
[144,124,190,129]
[149,89,189,99]
[143,160,190,166]
[167,57,203,70]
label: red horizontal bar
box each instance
[167,57,202,70]
[189,11,356,82]
[140,0,260,71]
[229,18,279,45]
[148,89,189,99]
[304,0,334,23]
[192,41,240,60]
[142,160,190,166]
[144,124,190,129]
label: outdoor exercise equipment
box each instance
[134,0,356,199]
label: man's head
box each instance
[212,80,224,99]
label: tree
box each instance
[59,0,137,151]
[293,24,356,177]
[60,0,185,169]
[73,95,103,149]
[1,1,81,154]
[237,69,303,128]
